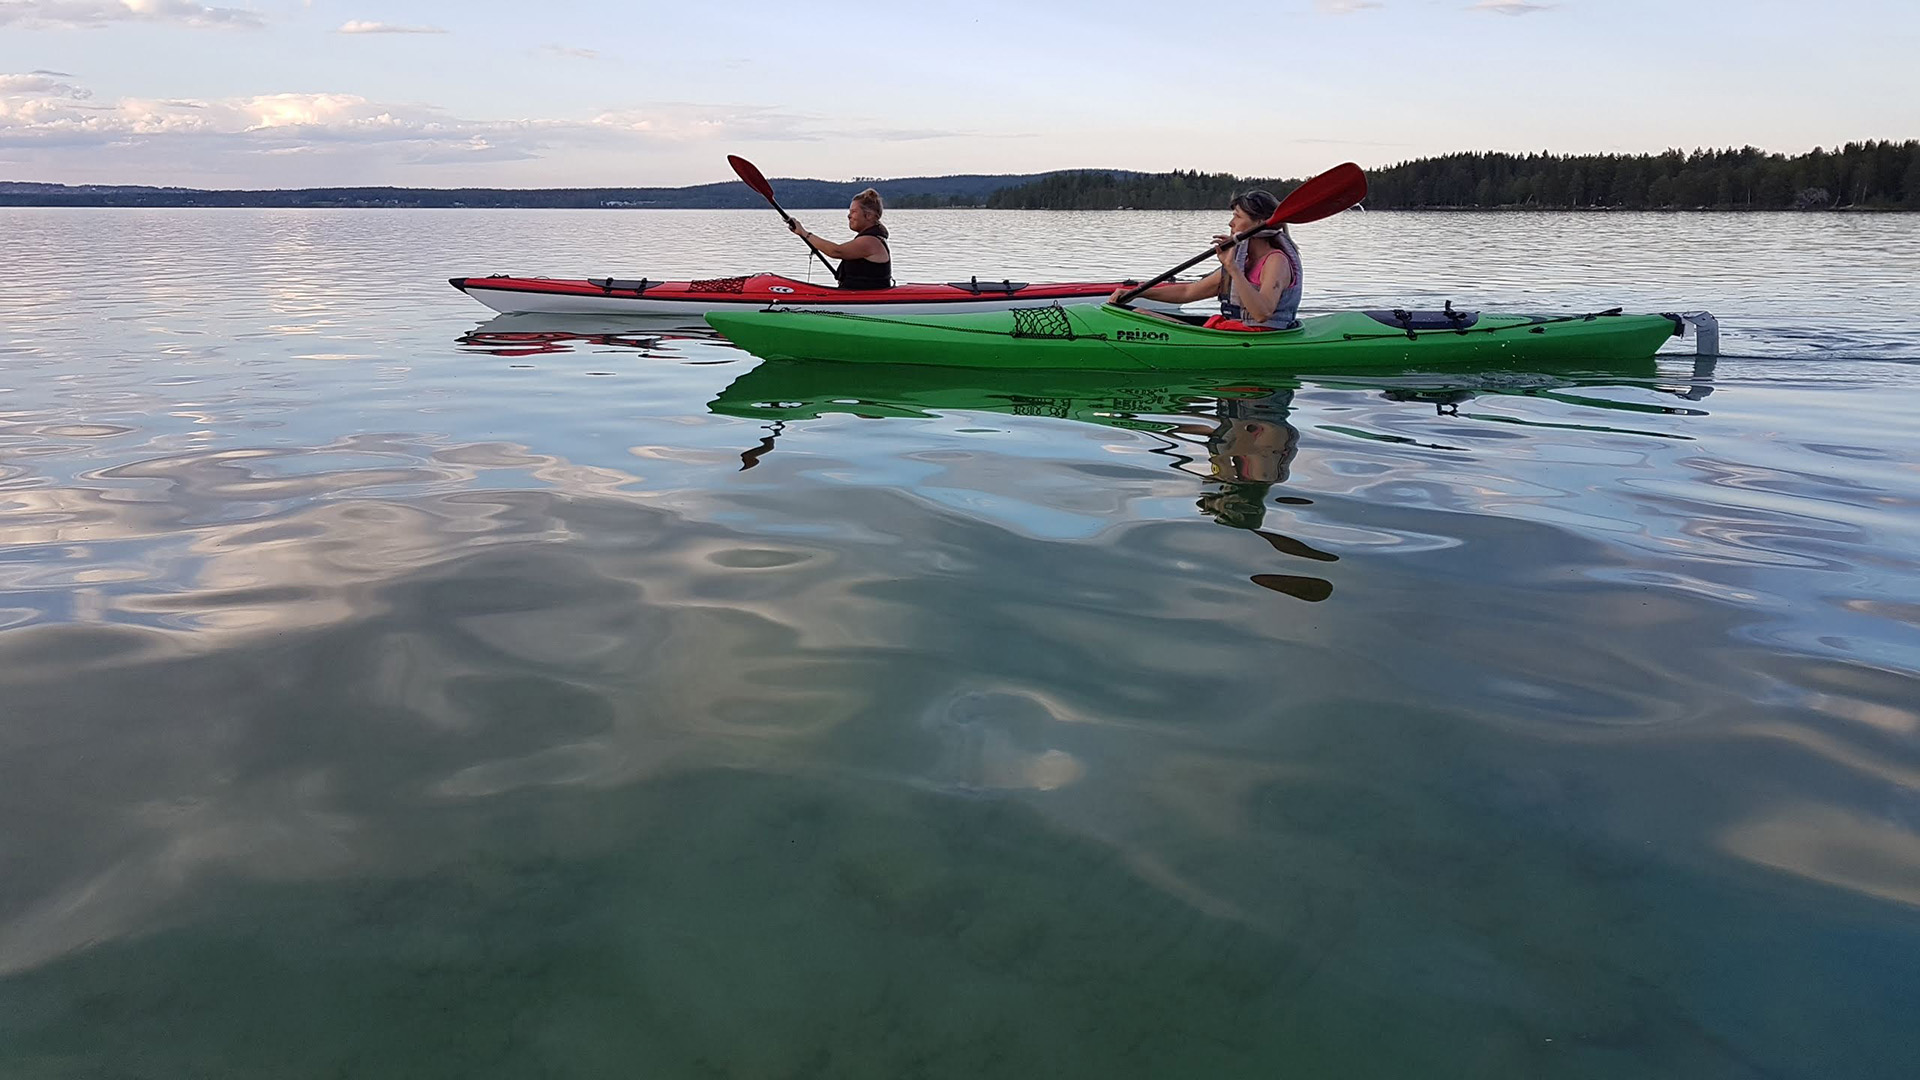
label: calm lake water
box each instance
[2,207,1917,1078]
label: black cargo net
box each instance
[1010,305,1074,340]
[689,276,749,293]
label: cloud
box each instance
[0,80,466,145]
[1316,0,1382,12]
[0,77,970,152]
[1468,0,1554,13]
[0,72,92,97]
[0,0,264,29]
[589,103,823,143]
[821,125,1002,143]
[537,44,601,60]
[1293,136,1409,147]
[0,73,987,185]
[336,19,446,34]
[399,138,542,165]
[588,105,986,146]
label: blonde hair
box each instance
[852,188,883,219]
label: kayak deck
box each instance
[448,273,1179,316]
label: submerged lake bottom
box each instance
[0,207,1917,1078]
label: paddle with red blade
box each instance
[1112,162,1368,308]
[729,154,841,283]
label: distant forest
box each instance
[0,172,1066,210]
[6,143,1914,210]
[983,141,1920,211]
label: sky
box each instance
[1,0,1915,189]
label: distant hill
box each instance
[985,142,1920,211]
[0,172,1135,209]
[11,142,1914,210]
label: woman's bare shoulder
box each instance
[846,235,888,261]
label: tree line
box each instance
[982,142,1920,211]
[0,172,1058,209]
[7,143,1914,210]
[984,170,1259,210]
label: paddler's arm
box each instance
[788,222,885,262]
[1109,268,1223,305]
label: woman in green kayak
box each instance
[789,188,893,290]
[1111,189,1303,330]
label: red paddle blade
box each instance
[727,154,776,201]
[1269,162,1367,226]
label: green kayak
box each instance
[706,302,1686,371]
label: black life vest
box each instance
[837,224,892,290]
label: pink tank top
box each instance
[1245,246,1278,287]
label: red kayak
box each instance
[449,272,1181,317]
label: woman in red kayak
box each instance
[789,188,892,290]
[1111,189,1302,330]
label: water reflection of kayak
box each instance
[707,303,1708,372]
[454,312,722,356]
[707,358,1301,428]
[706,358,1683,598]
[710,360,1319,534]
[706,357,1664,431]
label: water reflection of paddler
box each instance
[1166,390,1300,530]
[1177,389,1335,600]
[1210,392,1300,485]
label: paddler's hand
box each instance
[788,219,808,239]
[1214,237,1236,270]
[1109,287,1132,303]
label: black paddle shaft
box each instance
[1112,224,1267,308]
[768,195,841,283]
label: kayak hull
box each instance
[705,304,1685,372]
[449,273,1179,317]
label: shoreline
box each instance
[2,202,1908,212]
